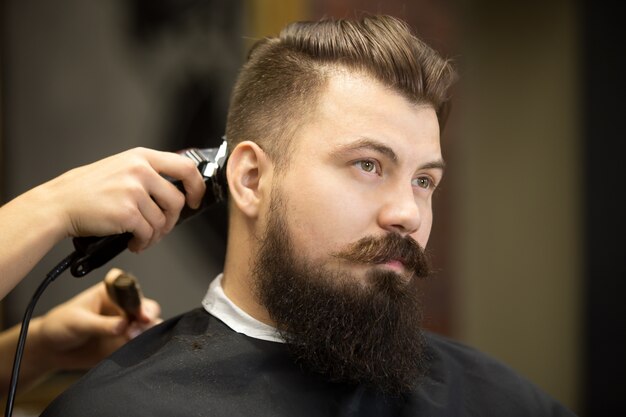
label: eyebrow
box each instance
[419,159,446,172]
[334,137,399,162]
[334,137,446,172]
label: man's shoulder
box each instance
[96,307,221,367]
[40,320,577,417]
[421,331,577,416]
[423,330,522,377]
[39,308,285,416]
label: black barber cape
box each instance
[40,308,576,417]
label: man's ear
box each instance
[226,141,272,219]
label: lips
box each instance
[381,259,405,271]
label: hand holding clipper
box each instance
[71,141,228,277]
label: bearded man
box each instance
[41,15,576,417]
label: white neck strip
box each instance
[202,274,284,343]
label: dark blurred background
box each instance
[1,0,624,415]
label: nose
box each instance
[377,185,421,236]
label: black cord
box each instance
[4,251,80,417]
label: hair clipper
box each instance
[70,141,228,277]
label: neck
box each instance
[222,226,275,326]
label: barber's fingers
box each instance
[68,309,128,338]
[146,174,187,234]
[146,150,206,210]
[121,176,179,251]
[136,298,161,324]
[73,310,160,342]
[125,194,164,252]
[127,303,163,339]
[126,179,186,252]
[125,151,204,251]
[124,196,158,253]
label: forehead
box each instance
[293,71,442,164]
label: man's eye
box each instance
[413,176,435,189]
[357,160,378,173]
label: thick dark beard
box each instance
[253,194,431,395]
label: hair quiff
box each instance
[225,15,457,168]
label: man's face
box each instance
[269,71,443,283]
[253,71,444,393]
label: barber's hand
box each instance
[29,270,162,371]
[37,147,206,252]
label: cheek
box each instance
[414,205,433,248]
[281,178,375,257]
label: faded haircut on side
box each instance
[225,14,457,171]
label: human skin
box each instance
[0,268,162,395]
[0,147,206,299]
[221,70,444,325]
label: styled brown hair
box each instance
[225,15,456,168]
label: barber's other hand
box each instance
[29,272,162,372]
[34,147,206,252]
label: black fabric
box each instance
[40,308,576,416]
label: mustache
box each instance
[332,233,431,278]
